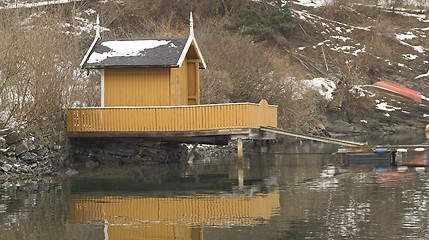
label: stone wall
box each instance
[0,128,66,181]
[68,137,188,167]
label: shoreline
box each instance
[0,122,427,184]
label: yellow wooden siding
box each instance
[66,100,277,133]
[195,60,200,104]
[178,60,189,106]
[169,60,192,106]
[179,60,189,105]
[169,67,180,105]
[104,68,170,106]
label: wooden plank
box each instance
[67,132,243,145]
[260,126,366,147]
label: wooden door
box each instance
[187,61,199,105]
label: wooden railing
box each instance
[66,100,277,133]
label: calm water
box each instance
[1,134,429,239]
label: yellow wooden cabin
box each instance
[66,14,278,144]
[81,14,205,107]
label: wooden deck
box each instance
[66,100,277,144]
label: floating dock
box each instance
[337,145,428,167]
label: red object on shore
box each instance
[373,81,422,103]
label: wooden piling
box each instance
[237,138,244,189]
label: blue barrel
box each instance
[373,148,390,153]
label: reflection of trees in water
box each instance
[277,168,429,239]
[0,181,68,240]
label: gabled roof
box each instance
[80,35,206,69]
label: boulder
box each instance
[425,124,429,132]
[4,131,23,145]
[11,139,36,157]
[1,164,12,173]
[19,152,38,164]
[85,160,99,169]
[65,168,79,177]
[0,136,6,149]
[36,148,50,157]
[0,129,11,135]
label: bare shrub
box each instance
[0,8,96,128]
[200,69,233,104]
[198,23,326,131]
[368,34,396,58]
[100,0,251,38]
[384,0,405,12]
[318,0,361,24]
[414,0,429,11]
[327,61,374,123]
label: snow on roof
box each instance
[82,38,186,68]
[81,35,206,69]
[87,40,172,64]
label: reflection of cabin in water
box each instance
[68,192,280,239]
[67,165,280,239]
[66,14,277,145]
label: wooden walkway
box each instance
[260,126,428,150]
[349,144,428,149]
[260,126,367,147]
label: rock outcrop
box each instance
[0,127,66,181]
[68,137,188,166]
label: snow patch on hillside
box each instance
[293,9,372,58]
[396,32,417,40]
[301,78,336,100]
[293,0,327,7]
[376,101,401,112]
[0,0,82,9]
[416,71,429,79]
[292,2,428,82]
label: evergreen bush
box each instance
[225,5,294,42]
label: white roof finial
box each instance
[95,14,100,38]
[189,12,194,36]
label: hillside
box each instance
[0,0,428,135]
[286,0,429,134]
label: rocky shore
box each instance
[0,126,67,182]
[0,126,192,182]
